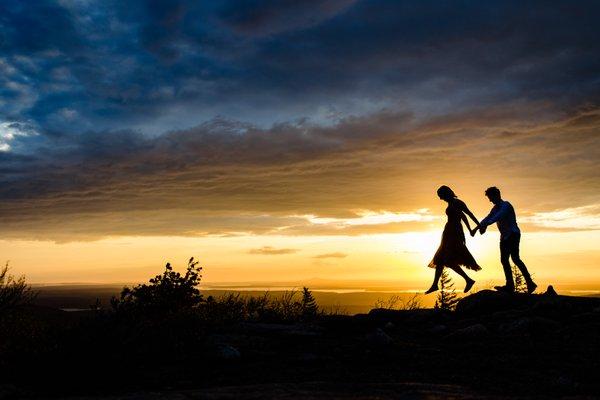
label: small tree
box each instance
[373,295,402,310]
[373,294,421,310]
[401,293,422,310]
[300,287,318,318]
[0,261,36,314]
[435,269,459,311]
[111,257,203,316]
[512,265,527,294]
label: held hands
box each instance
[470,224,486,236]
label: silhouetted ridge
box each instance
[456,288,600,317]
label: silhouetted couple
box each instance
[425,186,537,295]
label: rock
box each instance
[366,328,394,346]
[499,317,530,335]
[545,285,558,296]
[297,353,319,362]
[446,323,489,340]
[531,298,570,316]
[490,309,524,323]
[240,322,322,336]
[457,289,600,318]
[530,317,559,333]
[368,308,435,324]
[456,290,537,316]
[499,317,559,335]
[0,384,18,398]
[216,344,241,360]
[569,311,600,324]
[556,375,579,391]
[429,324,447,334]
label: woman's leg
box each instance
[448,265,475,292]
[425,264,444,293]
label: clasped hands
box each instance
[469,224,487,237]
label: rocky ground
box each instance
[2,288,600,399]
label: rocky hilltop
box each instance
[2,288,600,399]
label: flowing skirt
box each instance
[428,222,481,271]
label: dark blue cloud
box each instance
[1,0,598,142]
[0,1,80,54]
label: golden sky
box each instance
[1,2,599,289]
[2,106,600,289]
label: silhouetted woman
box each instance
[425,185,481,294]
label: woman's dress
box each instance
[428,199,481,271]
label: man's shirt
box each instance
[480,200,520,240]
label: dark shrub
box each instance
[111,257,203,317]
[0,262,36,315]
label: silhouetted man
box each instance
[478,187,537,294]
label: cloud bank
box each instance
[0,0,599,240]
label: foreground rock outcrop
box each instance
[456,288,600,318]
[3,288,600,399]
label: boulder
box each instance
[446,323,489,340]
[456,289,600,318]
[545,285,558,296]
[456,290,538,316]
[240,322,322,336]
[368,308,435,324]
[499,316,559,335]
[499,317,530,335]
[429,324,447,334]
[216,344,241,360]
[366,328,394,346]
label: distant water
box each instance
[201,285,425,293]
[37,284,600,315]
[568,290,600,294]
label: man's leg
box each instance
[510,232,537,292]
[500,238,515,290]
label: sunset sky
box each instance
[1,1,599,289]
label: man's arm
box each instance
[478,211,493,234]
[480,202,510,228]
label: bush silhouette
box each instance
[111,257,203,317]
[0,261,36,315]
[200,288,322,323]
[109,257,323,324]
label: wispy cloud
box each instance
[248,246,299,255]
[304,209,437,227]
[523,205,600,230]
[313,252,347,259]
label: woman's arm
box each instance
[460,212,477,236]
[459,200,479,226]
[461,202,480,226]
[458,200,479,236]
